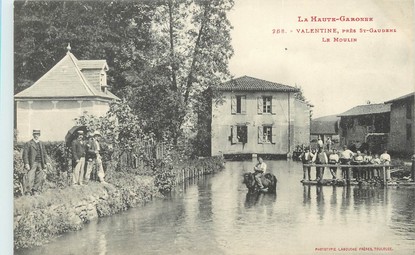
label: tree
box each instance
[294,85,314,119]
[146,0,234,142]
[14,0,155,94]
[14,0,235,145]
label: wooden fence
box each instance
[117,141,166,169]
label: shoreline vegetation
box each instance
[14,156,225,250]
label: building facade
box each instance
[14,50,119,142]
[310,115,340,142]
[211,76,310,157]
[385,93,414,155]
[338,103,391,152]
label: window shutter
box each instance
[241,96,246,114]
[272,97,277,115]
[232,126,238,144]
[271,126,277,144]
[257,97,263,114]
[258,126,263,144]
[231,96,236,114]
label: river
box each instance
[16,160,415,255]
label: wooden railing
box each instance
[303,163,392,185]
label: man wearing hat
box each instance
[72,130,86,185]
[22,129,48,195]
[84,131,107,184]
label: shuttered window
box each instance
[231,95,246,114]
[258,96,275,114]
[258,125,277,144]
[230,125,248,144]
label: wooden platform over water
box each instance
[301,163,415,187]
[301,179,415,187]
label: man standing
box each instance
[380,149,391,181]
[313,147,328,181]
[340,145,354,180]
[300,147,314,181]
[23,129,48,195]
[72,130,86,185]
[254,157,267,191]
[85,131,107,184]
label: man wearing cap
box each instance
[23,129,48,195]
[72,130,86,185]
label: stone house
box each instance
[14,49,119,142]
[338,103,391,152]
[385,93,414,155]
[210,76,310,157]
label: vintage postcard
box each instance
[3,0,415,255]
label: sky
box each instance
[228,0,415,118]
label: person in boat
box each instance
[328,149,339,180]
[300,147,314,181]
[253,157,267,191]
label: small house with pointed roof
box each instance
[385,92,414,155]
[15,48,119,142]
[210,76,310,157]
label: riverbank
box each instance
[14,156,225,250]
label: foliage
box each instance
[75,100,154,170]
[14,0,155,94]
[147,0,234,141]
[294,84,314,119]
[14,150,25,197]
[14,0,234,145]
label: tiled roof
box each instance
[311,115,339,135]
[217,76,299,92]
[384,92,414,103]
[78,60,108,70]
[15,52,118,100]
[338,103,391,117]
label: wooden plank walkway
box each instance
[301,163,415,187]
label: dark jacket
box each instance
[23,139,47,168]
[72,139,86,162]
[86,139,98,160]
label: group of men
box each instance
[22,128,107,196]
[300,145,391,182]
[71,130,107,186]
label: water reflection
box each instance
[15,160,415,255]
[244,192,277,208]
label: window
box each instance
[257,96,275,114]
[407,124,412,140]
[230,125,248,144]
[263,96,272,113]
[263,126,272,143]
[258,125,277,144]
[231,95,246,114]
